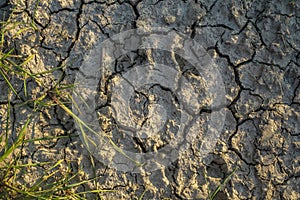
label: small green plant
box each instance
[209,167,237,200]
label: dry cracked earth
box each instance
[0,0,300,199]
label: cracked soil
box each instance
[0,0,300,199]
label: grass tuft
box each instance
[0,1,116,199]
[209,167,237,200]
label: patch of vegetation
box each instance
[0,2,113,199]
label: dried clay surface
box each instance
[0,0,300,199]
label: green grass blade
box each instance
[19,54,35,67]
[32,66,64,76]
[13,27,33,38]
[76,189,115,195]
[52,96,143,167]
[63,178,97,189]
[0,67,20,98]
[8,161,52,169]
[23,134,78,143]
[0,118,31,163]
[139,188,148,200]
[23,77,27,97]
[4,93,11,151]
[0,48,14,61]
[209,167,237,200]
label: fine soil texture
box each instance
[0,0,299,199]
